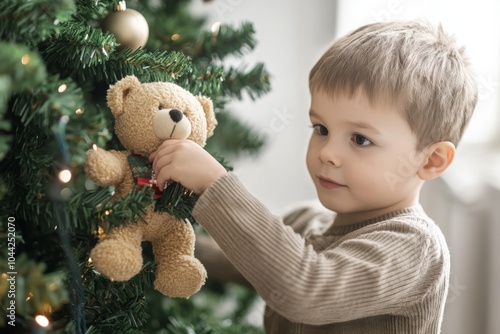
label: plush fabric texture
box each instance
[193,173,450,333]
[85,75,215,298]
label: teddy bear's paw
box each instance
[85,148,124,186]
[90,239,143,281]
[154,256,207,298]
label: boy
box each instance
[149,20,478,333]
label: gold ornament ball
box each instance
[101,9,149,51]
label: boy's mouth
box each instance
[318,176,346,189]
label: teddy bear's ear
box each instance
[196,96,217,138]
[106,76,141,117]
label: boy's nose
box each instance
[319,141,342,167]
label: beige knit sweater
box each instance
[193,173,450,334]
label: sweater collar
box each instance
[324,205,426,236]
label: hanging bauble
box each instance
[101,1,149,51]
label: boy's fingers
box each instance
[151,143,177,171]
[148,151,157,161]
[154,156,173,188]
[149,139,181,161]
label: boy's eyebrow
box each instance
[345,121,382,135]
[309,110,320,118]
[309,110,381,135]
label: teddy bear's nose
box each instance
[153,108,191,140]
[169,109,183,123]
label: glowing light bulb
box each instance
[58,169,72,183]
[211,22,221,35]
[58,84,67,93]
[75,108,84,114]
[171,33,180,41]
[21,54,30,65]
[35,315,49,327]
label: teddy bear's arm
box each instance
[85,148,128,187]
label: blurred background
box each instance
[191,0,500,333]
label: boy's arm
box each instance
[193,173,446,325]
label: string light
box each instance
[21,54,30,65]
[75,108,84,114]
[58,84,67,93]
[211,22,221,36]
[58,169,72,183]
[171,33,180,41]
[92,144,98,151]
[35,315,50,327]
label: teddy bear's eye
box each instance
[159,104,164,110]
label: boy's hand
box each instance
[149,140,227,194]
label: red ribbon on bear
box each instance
[136,177,163,199]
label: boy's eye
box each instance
[312,124,328,136]
[352,134,372,146]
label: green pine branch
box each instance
[41,21,118,72]
[141,0,206,54]
[81,258,154,333]
[0,41,47,160]
[71,0,109,23]
[0,0,75,44]
[193,22,258,61]
[105,49,193,84]
[179,65,225,98]
[221,63,272,101]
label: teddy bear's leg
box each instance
[146,215,207,298]
[90,224,143,281]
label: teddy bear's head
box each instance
[106,75,216,156]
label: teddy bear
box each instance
[85,75,216,298]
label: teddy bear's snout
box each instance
[153,108,192,140]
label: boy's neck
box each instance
[333,196,420,226]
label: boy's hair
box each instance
[309,20,478,150]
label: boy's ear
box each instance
[417,141,456,180]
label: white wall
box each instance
[190,0,338,214]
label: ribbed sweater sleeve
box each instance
[193,173,447,325]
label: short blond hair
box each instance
[309,21,478,150]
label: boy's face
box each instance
[306,89,426,224]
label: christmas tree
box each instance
[0,0,270,333]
